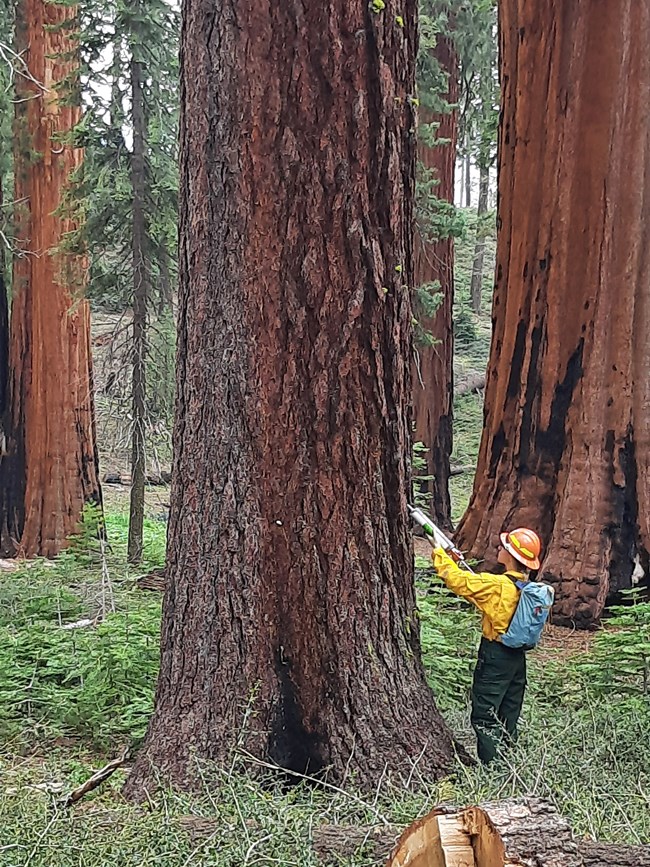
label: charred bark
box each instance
[412,35,458,530]
[127,57,148,565]
[457,1,650,626]
[0,0,101,557]
[469,163,489,315]
[125,0,456,796]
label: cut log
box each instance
[311,799,649,867]
[387,799,648,867]
[581,842,650,867]
[455,372,485,397]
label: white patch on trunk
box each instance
[631,553,644,586]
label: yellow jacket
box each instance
[431,547,525,641]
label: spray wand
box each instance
[407,503,475,573]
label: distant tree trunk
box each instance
[157,246,172,316]
[464,139,471,207]
[457,0,650,627]
[125,0,456,796]
[0,177,8,458]
[0,0,101,557]
[412,35,458,529]
[469,163,489,315]
[127,57,147,565]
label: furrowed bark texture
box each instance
[125,0,456,795]
[0,0,101,557]
[412,36,458,530]
[457,1,650,627]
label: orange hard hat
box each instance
[500,527,542,570]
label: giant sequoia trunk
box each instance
[0,0,101,557]
[413,36,458,529]
[457,1,650,626]
[125,0,456,796]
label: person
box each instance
[431,528,542,764]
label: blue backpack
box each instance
[500,580,554,650]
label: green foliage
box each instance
[0,507,166,749]
[449,392,484,522]
[419,580,476,710]
[75,0,179,312]
[453,0,499,172]
[414,3,465,345]
[0,599,160,746]
[573,599,650,698]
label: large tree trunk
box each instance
[0,0,101,557]
[469,163,489,315]
[412,36,458,529]
[127,57,148,565]
[125,0,456,796]
[457,1,650,627]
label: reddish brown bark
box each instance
[413,36,458,529]
[457,1,650,627]
[0,0,101,557]
[125,0,456,796]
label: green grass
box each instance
[449,393,484,522]
[447,206,496,522]
[0,514,648,863]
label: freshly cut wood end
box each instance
[387,807,521,867]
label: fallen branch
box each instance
[60,751,128,808]
[449,464,474,477]
[136,567,166,592]
[455,371,485,396]
[60,617,96,630]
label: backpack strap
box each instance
[505,571,527,590]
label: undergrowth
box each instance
[0,517,648,863]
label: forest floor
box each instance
[0,502,648,866]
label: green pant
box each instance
[471,637,527,764]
